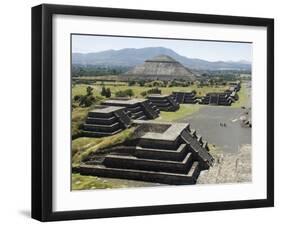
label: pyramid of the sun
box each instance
[124,55,196,81]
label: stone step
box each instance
[83,122,120,133]
[134,143,189,161]
[85,116,117,125]
[127,106,142,113]
[134,115,147,120]
[103,152,193,174]
[138,136,181,150]
[114,111,131,128]
[151,101,171,107]
[180,130,214,169]
[140,101,159,119]
[88,111,114,118]
[78,161,200,185]
[82,129,123,138]
[132,110,145,119]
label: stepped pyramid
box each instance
[78,121,214,185]
[101,98,159,120]
[172,91,197,104]
[124,55,196,81]
[147,94,180,111]
[82,106,132,137]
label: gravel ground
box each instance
[197,144,252,184]
[178,105,251,153]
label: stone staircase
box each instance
[78,121,213,185]
[140,100,159,119]
[147,94,180,112]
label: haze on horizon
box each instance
[72,34,252,63]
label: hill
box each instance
[72,47,251,71]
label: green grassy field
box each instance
[72,128,135,166]
[157,104,202,122]
[72,173,124,190]
[71,107,90,139]
[72,82,229,99]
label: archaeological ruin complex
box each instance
[78,121,214,185]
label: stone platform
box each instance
[200,92,234,106]
[147,94,180,111]
[101,98,159,120]
[82,106,132,137]
[77,121,214,185]
[172,91,197,104]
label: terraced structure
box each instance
[101,99,159,120]
[200,92,234,106]
[147,94,180,112]
[78,121,214,185]
[82,106,132,137]
[172,91,197,104]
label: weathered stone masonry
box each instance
[82,106,131,137]
[78,121,214,185]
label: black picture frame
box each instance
[32,4,274,222]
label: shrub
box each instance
[147,87,161,94]
[105,88,111,98]
[86,86,93,96]
[79,95,95,107]
[128,81,136,86]
[115,89,134,98]
[140,91,147,97]
[138,80,145,87]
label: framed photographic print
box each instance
[31,4,274,221]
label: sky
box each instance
[72,34,252,62]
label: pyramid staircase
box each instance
[209,95,219,105]
[78,121,214,185]
[147,94,180,112]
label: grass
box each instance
[72,83,229,99]
[72,128,135,166]
[72,173,124,190]
[156,104,201,122]
[71,107,90,139]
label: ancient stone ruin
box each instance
[172,81,241,106]
[147,94,180,111]
[200,92,234,106]
[82,106,132,137]
[101,98,159,120]
[124,55,196,81]
[172,91,197,104]
[78,120,214,185]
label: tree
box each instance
[86,86,93,96]
[101,86,107,97]
[138,80,145,87]
[126,89,134,98]
[105,88,111,98]
[128,81,136,86]
[101,86,112,98]
[78,95,95,107]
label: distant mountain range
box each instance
[72,47,251,71]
